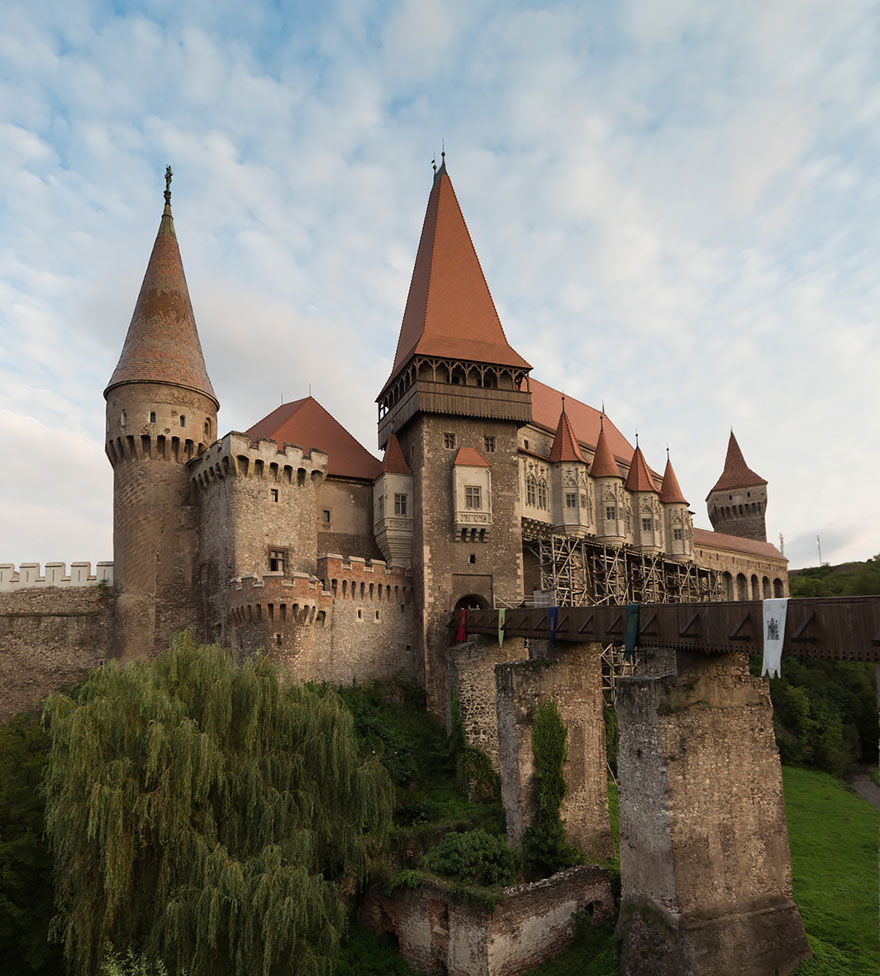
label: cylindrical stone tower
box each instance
[705,431,768,542]
[104,169,219,660]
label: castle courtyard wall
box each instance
[317,478,384,562]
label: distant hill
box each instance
[789,554,880,598]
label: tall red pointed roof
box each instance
[659,455,688,505]
[247,396,382,480]
[589,424,623,478]
[105,192,217,405]
[382,163,530,393]
[707,431,767,497]
[381,433,412,476]
[625,445,659,493]
[549,406,587,463]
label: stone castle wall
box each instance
[0,569,113,720]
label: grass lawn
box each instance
[785,767,879,975]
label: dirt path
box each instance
[847,770,880,811]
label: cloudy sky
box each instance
[1,0,878,573]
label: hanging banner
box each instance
[762,598,788,678]
[456,608,467,643]
[498,607,506,647]
[548,606,558,643]
[624,603,640,661]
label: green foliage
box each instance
[0,711,64,976]
[790,554,880,598]
[418,828,517,888]
[521,701,582,878]
[43,634,394,976]
[332,924,417,975]
[99,945,180,975]
[783,766,879,974]
[522,921,619,976]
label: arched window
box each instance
[537,478,548,510]
[205,418,212,437]
[737,573,748,600]
[722,571,734,600]
[526,474,537,507]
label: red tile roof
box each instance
[693,528,785,561]
[382,164,531,393]
[659,456,688,505]
[453,446,491,467]
[529,379,633,463]
[589,425,624,478]
[382,433,412,475]
[625,445,659,492]
[247,396,382,480]
[707,431,767,496]
[549,407,587,463]
[105,203,217,405]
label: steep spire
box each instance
[625,444,660,493]
[549,404,587,463]
[383,164,530,392]
[707,431,767,495]
[659,454,688,505]
[104,170,218,405]
[381,432,412,476]
[590,425,622,479]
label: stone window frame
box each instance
[268,548,288,573]
[444,432,456,449]
[605,505,616,521]
[526,474,537,507]
[394,493,407,516]
[465,485,482,510]
[269,488,279,503]
[322,509,331,524]
[642,517,652,533]
[484,435,496,453]
[673,527,683,541]
[537,478,548,510]
[565,492,577,509]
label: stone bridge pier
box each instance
[615,649,810,976]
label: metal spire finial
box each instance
[432,155,437,174]
[635,429,639,448]
[164,165,173,206]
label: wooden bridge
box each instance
[457,595,880,661]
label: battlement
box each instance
[0,562,114,592]
[318,554,413,603]
[189,432,328,491]
[228,571,332,628]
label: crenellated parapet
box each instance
[0,561,114,592]
[189,432,328,491]
[317,554,413,603]
[228,571,332,628]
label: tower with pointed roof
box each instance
[659,451,693,560]
[706,432,768,542]
[625,441,662,554]
[377,160,533,708]
[590,420,629,545]
[104,170,218,659]
[548,403,593,537]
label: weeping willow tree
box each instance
[43,634,393,976]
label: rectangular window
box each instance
[673,527,683,541]
[322,509,331,524]
[179,415,186,428]
[270,488,279,503]
[394,493,407,516]
[484,436,496,453]
[269,549,286,573]
[642,517,652,533]
[444,433,455,449]
[605,506,616,521]
[465,486,482,510]
[565,492,577,508]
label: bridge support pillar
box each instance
[615,649,809,976]
[496,642,614,861]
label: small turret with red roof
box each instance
[706,431,768,542]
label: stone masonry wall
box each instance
[317,479,383,562]
[361,865,613,976]
[0,583,113,720]
[615,650,809,976]
[397,414,525,713]
[496,643,614,861]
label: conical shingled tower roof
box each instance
[105,188,217,405]
[625,445,659,493]
[589,423,622,479]
[382,162,530,394]
[549,405,587,463]
[707,431,767,497]
[659,455,688,505]
[381,432,412,476]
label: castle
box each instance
[0,161,787,717]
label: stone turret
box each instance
[549,402,592,536]
[591,419,628,544]
[625,441,662,553]
[374,433,414,567]
[706,432,768,542]
[104,169,218,659]
[659,451,693,561]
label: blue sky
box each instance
[1,0,878,572]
